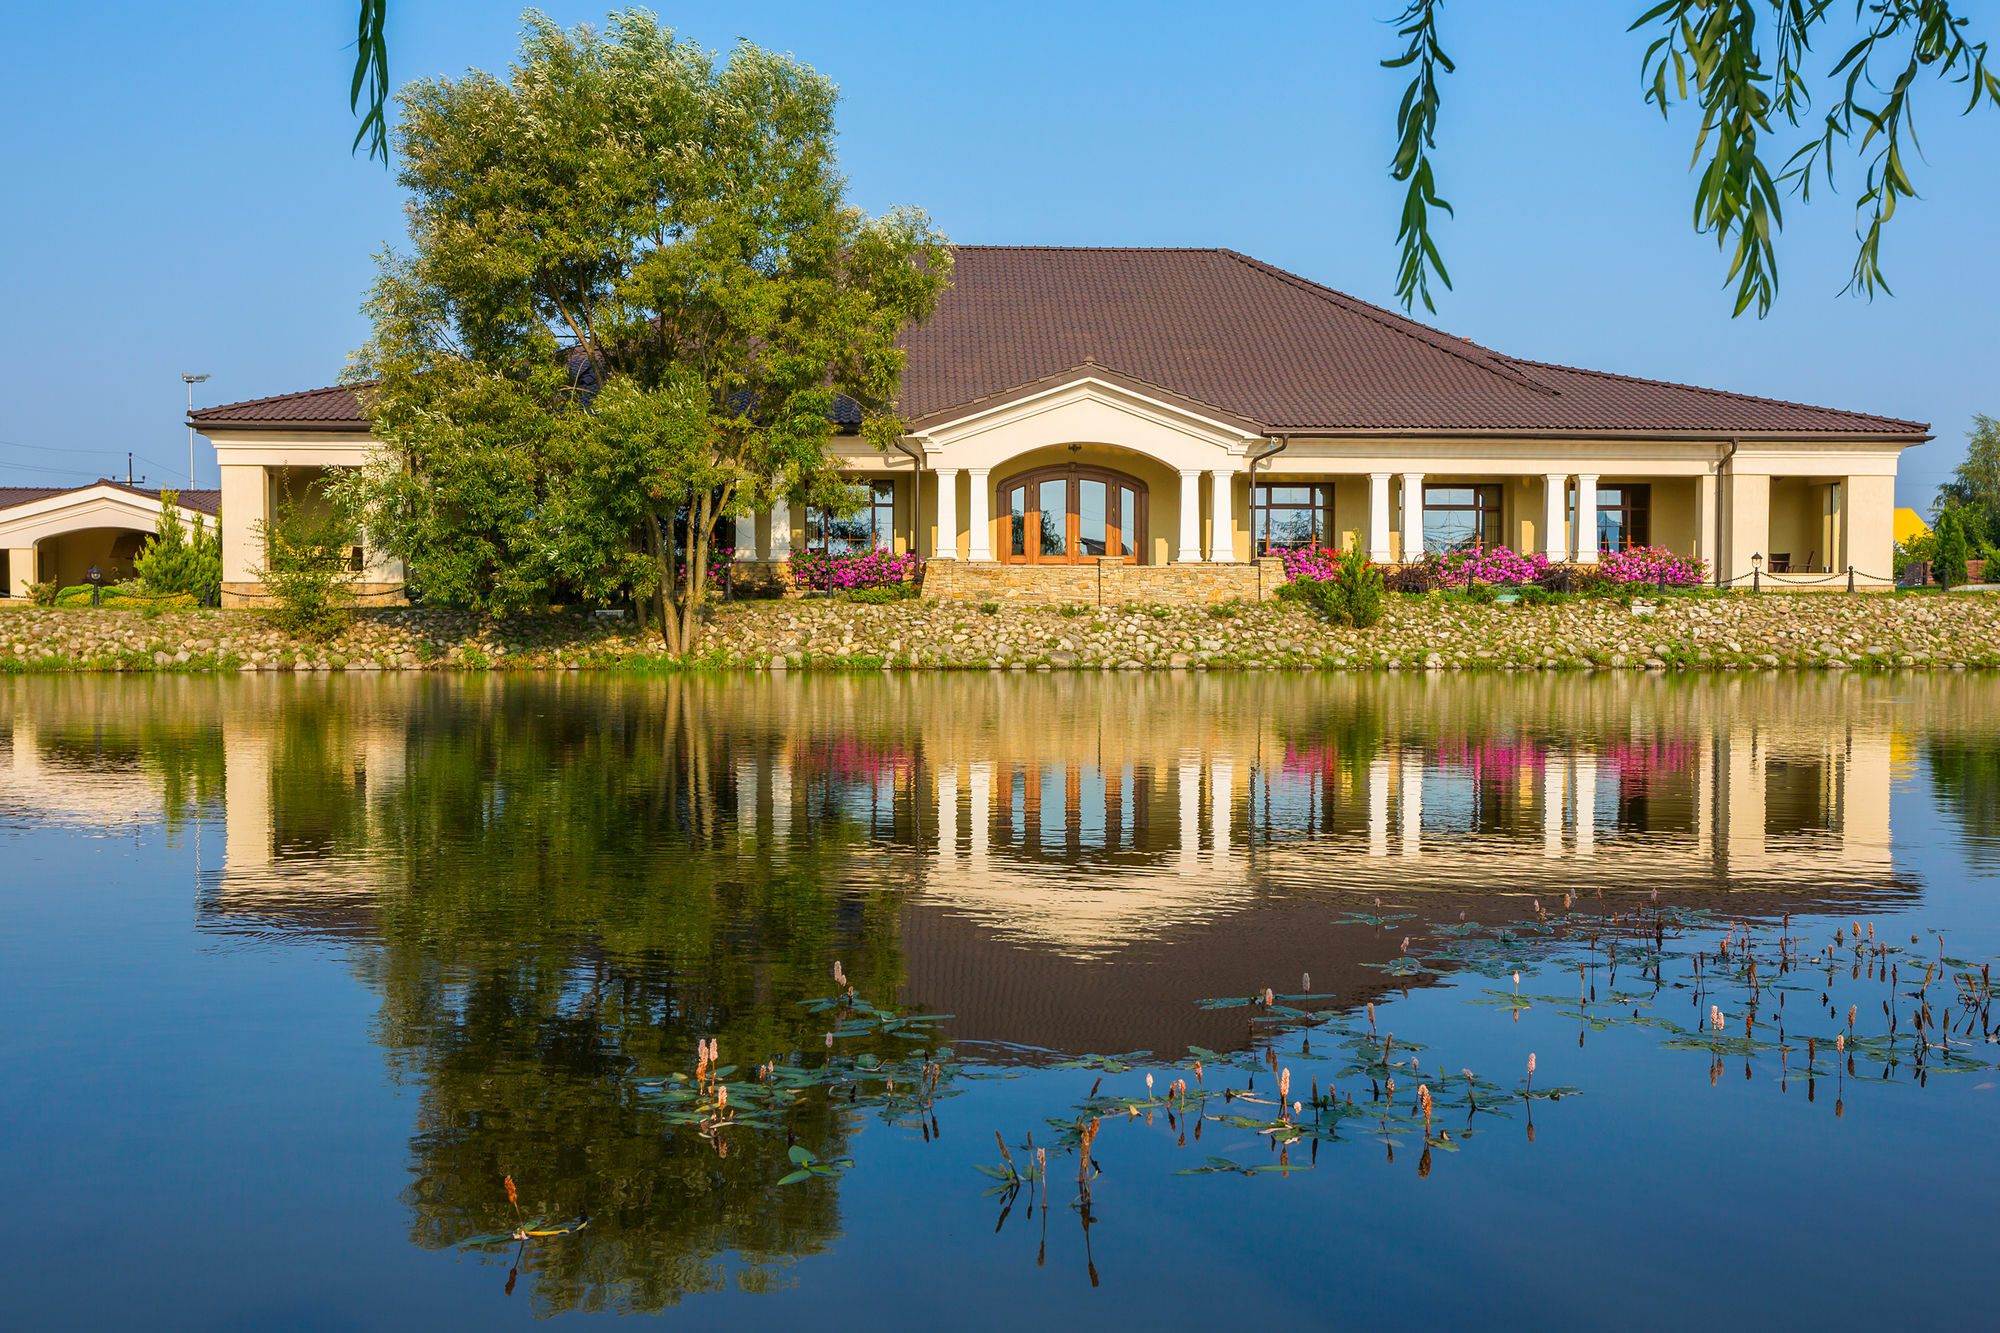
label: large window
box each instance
[1252,483,1334,552]
[1000,466,1146,564]
[808,481,895,554]
[1594,483,1650,552]
[1423,484,1503,553]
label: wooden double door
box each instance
[1001,465,1148,564]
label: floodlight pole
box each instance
[182,373,210,487]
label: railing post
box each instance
[1847,564,1855,594]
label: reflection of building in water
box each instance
[0,677,223,834]
[2,671,1931,1055]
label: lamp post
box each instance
[182,374,210,487]
[1751,552,1763,594]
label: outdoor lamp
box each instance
[1751,552,1763,594]
[86,564,103,607]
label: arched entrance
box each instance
[999,464,1148,565]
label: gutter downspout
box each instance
[891,437,926,564]
[1249,435,1290,599]
[1715,437,1738,588]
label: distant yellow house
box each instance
[1894,508,1931,545]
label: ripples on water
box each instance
[2,672,1997,1329]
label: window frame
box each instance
[806,480,897,555]
[1421,483,1505,554]
[1593,483,1651,552]
[1251,482,1335,554]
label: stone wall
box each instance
[923,556,1287,606]
[220,580,407,609]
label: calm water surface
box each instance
[3,672,1998,1329]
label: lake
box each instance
[3,671,1997,1329]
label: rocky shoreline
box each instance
[2,590,1997,674]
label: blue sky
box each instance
[3,1,1993,506]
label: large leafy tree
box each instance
[1936,414,2000,539]
[344,10,951,650]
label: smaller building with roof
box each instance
[1,481,219,599]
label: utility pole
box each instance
[182,373,210,487]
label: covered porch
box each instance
[1,482,218,599]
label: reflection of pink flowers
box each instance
[805,738,916,779]
[1437,737,1546,776]
[1602,738,1695,780]
[1280,741,1350,773]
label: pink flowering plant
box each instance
[1277,545,1345,583]
[1433,544,1551,585]
[787,547,920,592]
[1597,546,1707,587]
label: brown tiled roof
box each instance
[191,383,372,431]
[190,247,1928,438]
[0,480,219,516]
[900,248,1927,435]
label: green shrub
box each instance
[1207,599,1246,619]
[1465,581,1498,605]
[1934,508,1972,587]
[133,491,222,606]
[254,472,362,640]
[1333,548,1384,627]
[840,583,917,604]
[1291,549,1386,628]
[26,580,58,607]
[978,602,999,615]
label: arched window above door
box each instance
[998,465,1148,565]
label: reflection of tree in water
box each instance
[1928,736,2000,864]
[267,681,915,1312]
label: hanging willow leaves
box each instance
[1385,1,2000,316]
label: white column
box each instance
[1695,471,1719,576]
[217,462,269,591]
[932,468,960,560]
[966,469,993,561]
[1541,474,1568,562]
[1400,752,1423,857]
[1575,752,1597,856]
[1176,471,1205,563]
[768,499,792,559]
[1574,473,1600,564]
[1368,754,1391,856]
[737,757,759,844]
[1367,473,1393,563]
[772,752,793,840]
[1177,757,1202,868]
[1208,469,1238,562]
[1541,758,1563,857]
[1399,473,1425,563]
[1208,758,1233,856]
[936,763,959,857]
[968,760,992,870]
[7,546,34,599]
